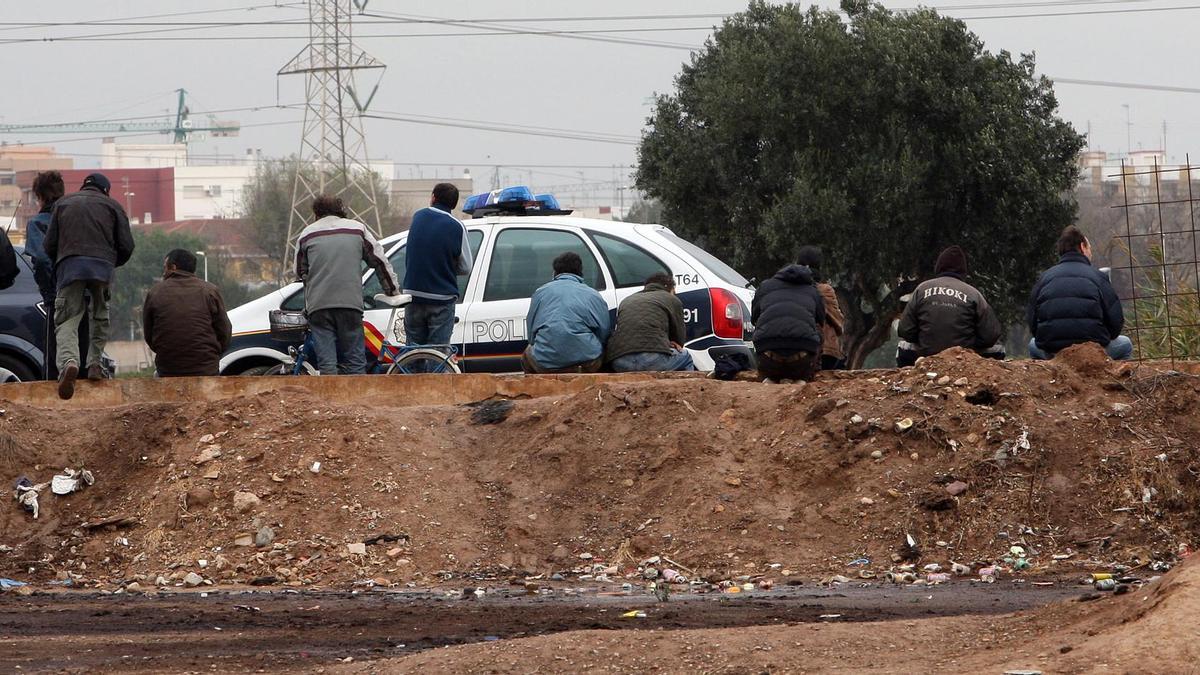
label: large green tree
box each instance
[637,0,1084,367]
[242,159,407,283]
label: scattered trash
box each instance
[926,573,951,584]
[469,399,515,425]
[818,614,842,620]
[848,557,871,567]
[310,461,321,474]
[1094,578,1116,591]
[979,566,998,583]
[951,562,972,576]
[661,568,686,584]
[13,477,44,518]
[621,610,647,618]
[895,417,914,432]
[0,578,27,590]
[50,468,94,495]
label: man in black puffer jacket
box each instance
[751,263,825,382]
[1027,226,1131,360]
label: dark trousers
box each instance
[757,349,818,382]
[521,347,603,374]
[309,308,365,375]
[820,354,843,371]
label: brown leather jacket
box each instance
[143,271,232,376]
[817,283,844,360]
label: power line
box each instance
[1052,77,1200,94]
[0,2,306,34]
[362,112,640,145]
[0,13,733,27]
[953,3,1200,19]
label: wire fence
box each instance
[1111,154,1200,366]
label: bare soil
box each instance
[2,344,1199,671]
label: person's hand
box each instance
[670,341,684,351]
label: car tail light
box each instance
[709,288,744,339]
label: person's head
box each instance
[552,251,583,277]
[795,245,823,274]
[934,245,968,277]
[32,171,65,208]
[81,172,111,195]
[1056,226,1091,260]
[163,249,197,277]
[311,194,348,220]
[644,271,675,293]
[431,183,460,210]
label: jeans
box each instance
[1028,336,1133,361]
[610,349,695,373]
[522,348,603,374]
[309,308,365,375]
[404,301,455,346]
[54,281,108,371]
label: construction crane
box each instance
[0,89,239,144]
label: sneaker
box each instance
[58,362,79,400]
[86,364,104,381]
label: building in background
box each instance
[391,175,474,221]
[134,218,277,288]
[1,146,73,238]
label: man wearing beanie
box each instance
[44,172,134,399]
[896,245,1004,367]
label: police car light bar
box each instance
[462,185,573,218]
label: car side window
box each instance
[483,229,604,302]
[590,232,670,288]
[362,230,483,306]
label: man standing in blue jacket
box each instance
[1028,226,1132,360]
[523,252,611,374]
[402,183,473,348]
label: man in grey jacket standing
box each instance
[44,172,134,399]
[295,195,399,375]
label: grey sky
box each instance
[0,1,1195,206]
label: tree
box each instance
[111,230,253,341]
[242,158,408,283]
[636,0,1084,367]
[618,198,666,225]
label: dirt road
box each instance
[0,583,1083,672]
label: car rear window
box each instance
[658,231,749,288]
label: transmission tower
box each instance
[279,0,385,265]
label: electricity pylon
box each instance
[279,0,385,266]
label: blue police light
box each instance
[461,186,570,217]
[534,193,561,210]
[497,185,535,203]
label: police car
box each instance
[220,187,755,375]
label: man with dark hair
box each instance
[24,170,87,380]
[403,182,473,350]
[295,194,399,375]
[605,271,694,372]
[1028,226,1131,360]
[142,249,232,377]
[44,172,135,399]
[523,251,611,373]
[751,262,825,383]
[896,245,1004,366]
[795,245,845,370]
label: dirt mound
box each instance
[340,558,1200,673]
[2,350,1199,591]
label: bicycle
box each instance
[265,293,461,375]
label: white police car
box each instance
[220,188,755,375]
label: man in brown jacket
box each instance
[605,272,694,372]
[142,249,232,377]
[797,246,844,370]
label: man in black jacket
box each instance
[44,173,135,399]
[751,263,825,382]
[1027,226,1131,360]
[896,246,1004,366]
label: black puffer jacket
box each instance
[751,264,825,354]
[1028,252,1123,353]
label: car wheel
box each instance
[0,354,38,383]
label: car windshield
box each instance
[658,231,750,287]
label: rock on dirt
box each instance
[232,491,260,514]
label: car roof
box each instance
[380,216,662,247]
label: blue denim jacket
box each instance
[24,211,55,301]
[526,273,611,370]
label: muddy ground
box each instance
[1,583,1084,672]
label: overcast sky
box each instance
[0,1,1194,205]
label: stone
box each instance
[202,467,220,480]
[870,450,884,460]
[936,376,951,386]
[347,542,367,556]
[724,476,742,487]
[910,452,920,461]
[946,481,970,496]
[527,513,538,521]
[254,526,275,548]
[712,503,725,513]
[386,547,405,558]
[549,545,569,561]
[859,497,874,506]
[185,488,213,508]
[183,572,204,587]
[622,478,634,487]
[198,434,215,444]
[1111,402,1132,415]
[233,491,261,514]
[578,552,594,560]
[234,534,254,547]
[124,582,143,593]
[954,377,969,386]
[372,577,390,587]
[191,446,222,465]
[155,576,169,587]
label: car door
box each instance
[360,228,486,370]
[462,224,614,373]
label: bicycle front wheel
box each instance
[387,348,462,375]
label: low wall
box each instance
[0,372,705,410]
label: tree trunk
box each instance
[844,311,899,369]
[836,279,915,369]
